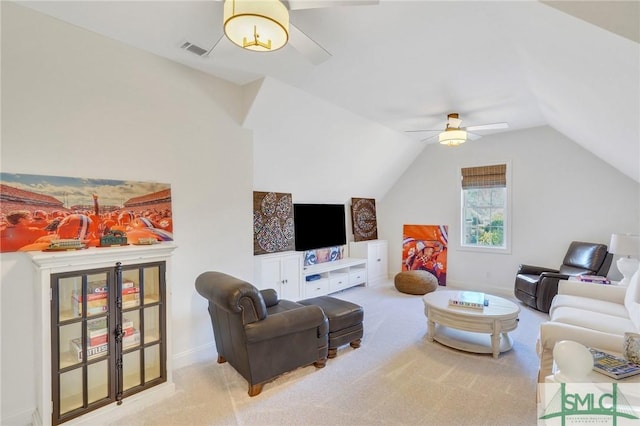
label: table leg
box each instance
[491,320,502,358]
[427,308,435,342]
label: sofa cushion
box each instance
[550,306,636,335]
[624,269,640,331]
[550,294,628,318]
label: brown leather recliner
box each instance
[195,271,329,396]
[514,241,613,313]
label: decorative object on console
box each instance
[351,198,378,242]
[402,224,448,286]
[552,340,594,382]
[609,233,640,286]
[623,332,640,365]
[253,191,295,255]
[303,245,344,266]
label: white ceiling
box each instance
[18,0,640,182]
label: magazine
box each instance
[448,291,488,310]
[590,348,640,379]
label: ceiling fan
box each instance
[205,0,379,65]
[405,113,509,146]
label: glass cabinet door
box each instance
[119,262,166,398]
[52,270,114,425]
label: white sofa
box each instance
[536,269,640,381]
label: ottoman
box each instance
[298,296,364,358]
[394,270,439,295]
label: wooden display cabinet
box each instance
[30,244,176,426]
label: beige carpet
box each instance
[112,282,548,426]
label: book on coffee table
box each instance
[590,348,640,379]
[448,291,488,310]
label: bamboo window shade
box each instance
[461,164,507,189]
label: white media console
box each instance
[301,257,367,299]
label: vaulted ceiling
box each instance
[18,0,640,182]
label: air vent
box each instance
[180,42,209,57]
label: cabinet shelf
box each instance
[302,258,368,298]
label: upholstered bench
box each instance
[298,296,363,359]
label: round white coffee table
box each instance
[422,290,520,358]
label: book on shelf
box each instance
[70,338,108,362]
[122,286,139,295]
[72,288,108,316]
[122,280,136,289]
[123,330,141,348]
[448,291,489,310]
[590,348,640,379]
[577,275,611,284]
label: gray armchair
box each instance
[514,241,612,313]
[195,271,329,396]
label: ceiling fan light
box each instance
[224,0,289,52]
[439,130,467,146]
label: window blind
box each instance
[461,164,506,189]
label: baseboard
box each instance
[445,280,515,299]
[172,342,216,370]
[1,406,33,426]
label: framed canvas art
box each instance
[0,172,173,252]
[351,197,378,242]
[253,191,295,255]
[402,224,448,286]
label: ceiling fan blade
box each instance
[467,132,482,141]
[288,23,332,65]
[404,129,440,133]
[420,134,439,143]
[285,0,379,11]
[464,122,509,132]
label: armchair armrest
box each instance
[535,273,570,313]
[537,321,625,380]
[557,280,627,304]
[245,305,328,343]
[518,264,559,275]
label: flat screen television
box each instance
[293,203,347,251]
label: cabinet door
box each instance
[279,255,301,300]
[258,257,283,291]
[119,262,166,400]
[52,269,115,425]
[373,242,388,280]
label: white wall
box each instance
[1,3,253,424]
[378,126,640,295]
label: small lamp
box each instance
[553,340,593,382]
[223,0,289,52]
[609,233,640,286]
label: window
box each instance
[460,163,509,251]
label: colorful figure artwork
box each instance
[303,246,344,266]
[402,224,448,286]
[351,198,378,242]
[253,191,295,255]
[0,173,173,253]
